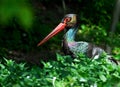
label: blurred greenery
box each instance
[0,0,33,29]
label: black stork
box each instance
[37,14,118,63]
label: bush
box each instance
[0,53,120,87]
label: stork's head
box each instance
[61,14,77,27]
[37,14,77,46]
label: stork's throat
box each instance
[64,26,78,42]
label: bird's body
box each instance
[62,25,105,58]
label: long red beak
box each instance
[37,22,66,46]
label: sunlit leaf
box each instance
[99,74,107,82]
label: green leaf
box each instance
[0,63,5,69]
[13,84,21,87]
[99,74,107,82]
[81,24,86,30]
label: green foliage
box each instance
[0,54,120,87]
[113,47,120,60]
[108,33,120,47]
[79,0,115,25]
[77,24,107,45]
[0,0,33,29]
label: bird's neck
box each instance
[64,25,78,42]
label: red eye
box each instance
[66,17,71,22]
[64,17,71,23]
